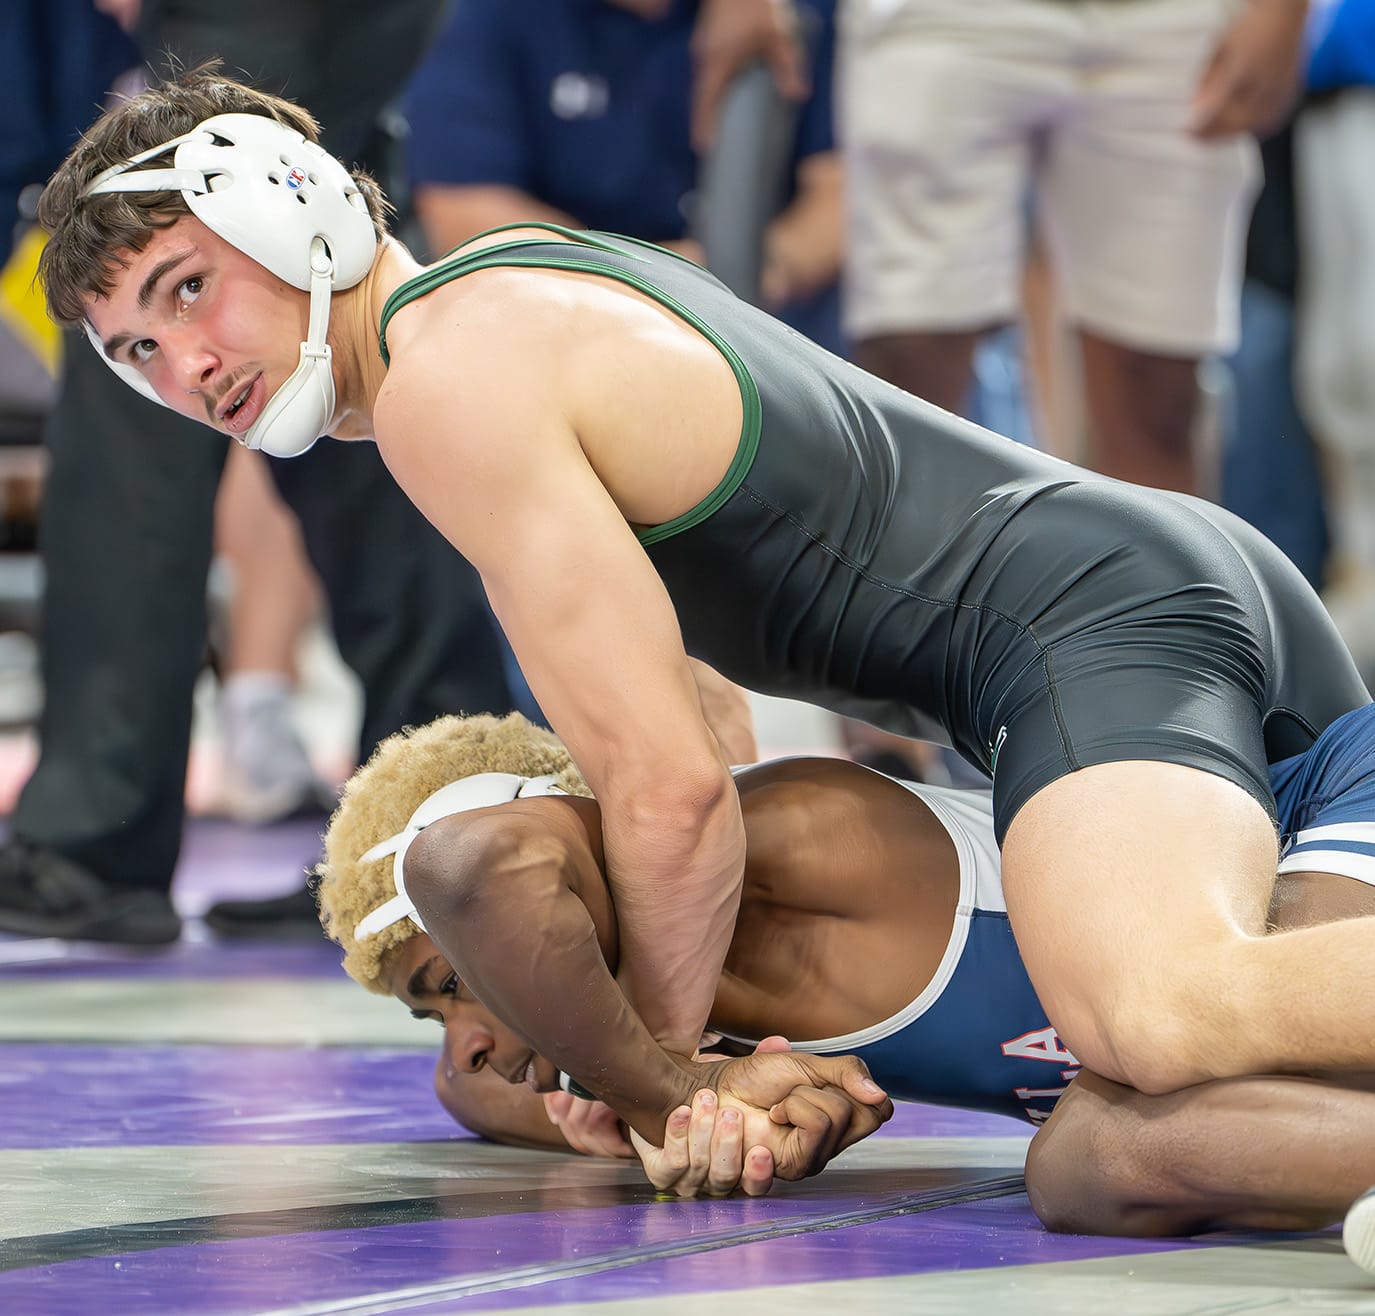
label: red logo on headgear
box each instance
[286,167,307,190]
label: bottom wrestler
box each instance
[316,705,1375,1269]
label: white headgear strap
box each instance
[353,773,566,942]
[80,113,378,458]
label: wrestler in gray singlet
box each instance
[379,226,1371,840]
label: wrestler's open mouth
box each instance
[220,374,264,433]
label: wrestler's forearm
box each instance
[1027,1070,1375,1235]
[409,829,702,1142]
[601,780,747,1059]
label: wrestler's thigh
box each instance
[1000,759,1279,1093]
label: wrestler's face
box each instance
[83,214,310,440]
[384,932,562,1093]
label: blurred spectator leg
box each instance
[1295,89,1375,685]
[213,445,331,824]
[1222,278,1328,589]
[0,334,225,943]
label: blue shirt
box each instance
[402,0,841,348]
[1,0,138,265]
[1308,0,1375,92]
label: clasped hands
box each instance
[546,1036,893,1198]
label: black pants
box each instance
[13,0,518,889]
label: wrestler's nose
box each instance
[167,331,219,393]
[444,1015,495,1074]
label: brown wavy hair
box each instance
[37,63,391,326]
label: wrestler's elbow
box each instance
[610,758,743,873]
[1025,1075,1208,1238]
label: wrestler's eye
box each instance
[439,972,459,998]
[176,275,204,309]
[130,339,158,365]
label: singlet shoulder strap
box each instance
[374,225,762,545]
[379,223,679,365]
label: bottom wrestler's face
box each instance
[83,214,310,439]
[384,932,562,1092]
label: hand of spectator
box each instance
[661,237,708,266]
[1190,0,1307,139]
[542,1090,636,1159]
[691,0,810,151]
[93,0,141,33]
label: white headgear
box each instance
[352,772,567,942]
[81,113,378,458]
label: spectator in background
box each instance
[1219,120,1330,592]
[210,442,335,824]
[837,0,1306,497]
[403,0,846,355]
[1295,0,1375,684]
[1,3,140,268]
[0,0,531,946]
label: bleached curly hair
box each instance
[317,713,591,994]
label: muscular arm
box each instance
[406,805,707,1142]
[405,804,890,1167]
[381,331,745,1061]
[1027,1069,1375,1235]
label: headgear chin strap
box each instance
[81,112,378,458]
[353,772,566,942]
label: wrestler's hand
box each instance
[630,1034,786,1196]
[1190,0,1306,139]
[696,1045,892,1182]
[542,1091,634,1159]
[691,0,809,150]
[632,1087,778,1197]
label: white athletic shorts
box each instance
[839,0,1261,355]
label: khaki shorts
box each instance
[839,0,1260,355]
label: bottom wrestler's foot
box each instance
[1346,1186,1375,1278]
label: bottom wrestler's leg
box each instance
[1000,761,1375,1093]
[1026,1068,1375,1236]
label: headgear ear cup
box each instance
[83,113,378,456]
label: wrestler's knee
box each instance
[1045,977,1237,1098]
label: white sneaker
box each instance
[219,673,332,825]
[1345,1186,1375,1278]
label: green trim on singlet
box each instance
[376,224,762,546]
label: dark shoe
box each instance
[204,879,323,940]
[0,841,181,944]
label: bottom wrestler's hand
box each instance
[632,1087,776,1197]
[638,1038,892,1195]
[542,1091,634,1159]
